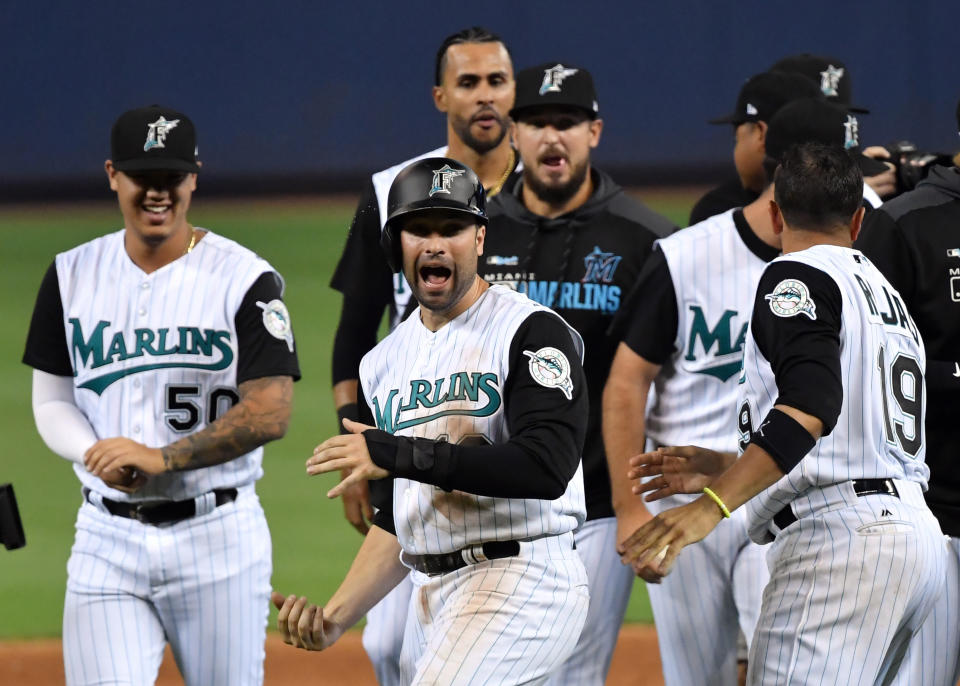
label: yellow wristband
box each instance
[702,487,731,519]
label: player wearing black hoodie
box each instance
[855,160,960,686]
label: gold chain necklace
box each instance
[486,147,515,198]
[183,226,196,256]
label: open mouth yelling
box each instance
[540,154,568,173]
[419,264,452,292]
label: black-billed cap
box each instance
[709,71,822,125]
[510,62,599,120]
[770,54,869,113]
[765,98,889,176]
[110,105,200,173]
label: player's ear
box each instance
[849,205,866,242]
[755,120,768,144]
[104,160,119,191]
[475,225,485,256]
[433,85,447,113]
[589,118,603,148]
[769,199,785,235]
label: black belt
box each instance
[84,487,238,525]
[405,540,521,577]
[773,479,900,531]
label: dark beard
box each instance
[524,160,590,207]
[452,115,507,154]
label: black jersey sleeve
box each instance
[609,248,678,364]
[330,179,394,303]
[854,209,916,302]
[234,272,301,384]
[362,311,588,500]
[23,261,73,376]
[359,381,397,534]
[751,260,844,434]
[332,293,386,385]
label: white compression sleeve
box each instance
[32,369,97,465]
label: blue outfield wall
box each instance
[1,0,958,192]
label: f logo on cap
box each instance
[429,164,465,197]
[539,64,579,95]
[144,116,180,152]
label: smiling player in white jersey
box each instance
[622,143,945,685]
[273,157,589,685]
[22,105,300,685]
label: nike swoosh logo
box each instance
[953,362,960,378]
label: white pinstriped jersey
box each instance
[358,285,586,554]
[372,146,446,329]
[740,246,930,542]
[648,209,773,450]
[56,229,282,501]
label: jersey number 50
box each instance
[877,347,923,457]
[165,384,240,432]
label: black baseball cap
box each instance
[770,54,869,114]
[110,105,200,173]
[709,71,822,125]
[510,62,599,120]
[765,98,889,176]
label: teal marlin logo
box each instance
[685,305,747,382]
[70,319,233,394]
[372,372,501,434]
[429,164,465,197]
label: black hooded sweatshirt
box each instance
[856,164,960,536]
[485,168,676,519]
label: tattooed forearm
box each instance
[161,376,293,471]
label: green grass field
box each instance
[0,190,695,638]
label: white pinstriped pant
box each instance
[645,495,768,686]
[749,482,945,685]
[398,532,589,685]
[546,517,635,686]
[890,534,959,686]
[62,486,272,686]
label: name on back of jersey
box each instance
[853,272,919,343]
[70,318,232,395]
[372,371,501,435]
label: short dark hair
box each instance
[434,27,508,86]
[774,142,863,233]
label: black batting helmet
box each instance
[381,157,487,272]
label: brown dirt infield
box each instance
[0,625,663,685]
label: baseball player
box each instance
[22,105,300,686]
[623,142,946,685]
[483,62,675,684]
[689,71,821,225]
[273,157,589,685]
[603,79,800,684]
[328,28,517,682]
[854,100,960,686]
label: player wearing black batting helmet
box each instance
[381,158,487,273]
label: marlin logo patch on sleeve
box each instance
[523,347,574,399]
[765,279,817,320]
[256,299,294,352]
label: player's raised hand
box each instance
[628,446,734,501]
[271,591,343,651]
[339,469,375,535]
[84,438,165,477]
[619,498,724,581]
[306,418,389,499]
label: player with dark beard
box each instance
[484,62,675,685]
